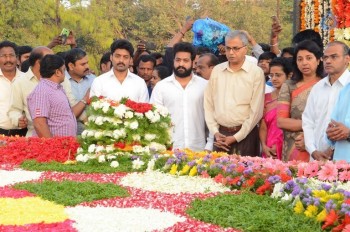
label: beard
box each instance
[174,66,192,78]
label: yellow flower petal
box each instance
[0,197,68,225]
[304,205,318,218]
[189,166,197,176]
[294,201,305,214]
[316,209,327,222]
[169,164,178,175]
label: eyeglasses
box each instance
[225,45,246,52]
[0,53,16,58]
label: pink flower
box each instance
[335,160,350,170]
[317,163,338,181]
[303,162,319,178]
[297,162,307,177]
[339,170,350,182]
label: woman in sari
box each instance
[260,57,292,160]
[277,40,323,162]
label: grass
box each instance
[20,156,147,173]
[186,193,323,232]
[13,180,129,206]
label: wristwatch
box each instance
[347,134,350,142]
[80,99,87,105]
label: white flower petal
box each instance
[120,171,230,194]
[65,206,186,232]
[0,169,42,187]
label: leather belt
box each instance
[219,125,242,133]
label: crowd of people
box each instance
[1,17,350,163]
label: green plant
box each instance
[13,180,129,206]
[187,193,322,232]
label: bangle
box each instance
[80,99,87,105]
[179,31,185,37]
[270,42,278,46]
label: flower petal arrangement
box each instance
[76,96,172,166]
[2,135,350,231]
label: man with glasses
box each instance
[302,41,350,162]
[0,40,26,136]
[204,30,265,156]
[303,41,350,161]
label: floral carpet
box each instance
[0,166,239,232]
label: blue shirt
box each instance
[330,82,350,162]
[65,72,95,101]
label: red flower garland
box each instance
[125,99,153,113]
[332,0,350,28]
[0,136,79,165]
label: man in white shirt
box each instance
[151,42,209,151]
[0,40,25,136]
[90,39,149,102]
[303,41,350,161]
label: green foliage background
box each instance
[0,0,293,74]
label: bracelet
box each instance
[80,99,87,105]
[270,42,278,46]
[179,31,185,37]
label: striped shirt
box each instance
[27,79,77,137]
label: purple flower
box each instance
[285,169,292,176]
[246,161,254,166]
[228,164,237,169]
[306,188,312,195]
[243,168,253,175]
[131,155,139,160]
[166,158,175,165]
[296,178,308,185]
[302,197,311,205]
[197,165,202,174]
[221,157,230,163]
[226,167,233,173]
[174,150,186,160]
[284,180,296,191]
[203,154,212,162]
[313,198,320,206]
[343,190,350,199]
[325,200,337,212]
[187,161,196,167]
[291,186,301,197]
[321,184,332,191]
[268,175,281,184]
[340,203,350,216]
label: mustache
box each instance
[117,63,126,66]
[4,62,14,66]
[84,68,90,72]
[176,66,186,71]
